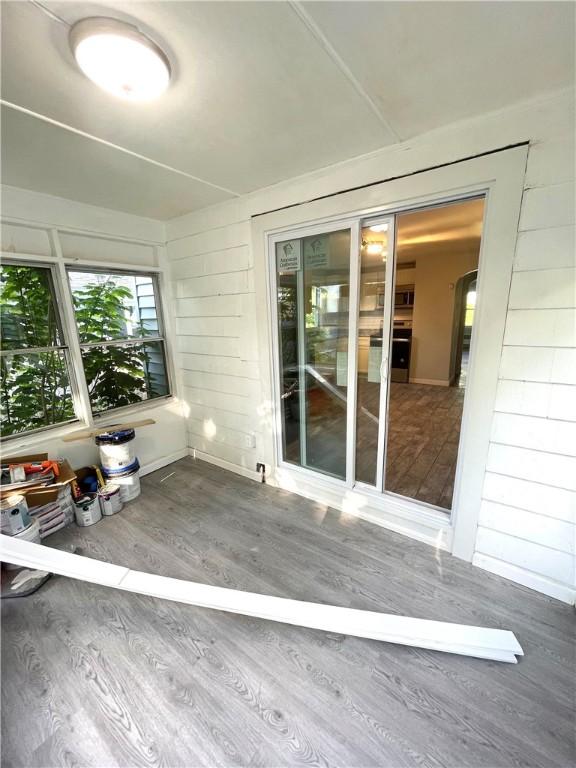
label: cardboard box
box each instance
[0,453,77,503]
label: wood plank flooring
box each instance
[385,382,465,509]
[307,377,465,508]
[2,457,575,768]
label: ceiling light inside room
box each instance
[369,223,389,233]
[69,17,171,100]
[365,241,385,256]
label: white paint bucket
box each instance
[1,495,31,536]
[3,518,41,570]
[113,470,141,502]
[74,494,102,527]
[96,429,136,472]
[98,484,124,516]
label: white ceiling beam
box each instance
[288,1,401,143]
[1,100,242,199]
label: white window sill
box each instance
[2,395,174,455]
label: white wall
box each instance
[1,187,188,474]
[166,88,575,603]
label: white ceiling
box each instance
[1,1,574,220]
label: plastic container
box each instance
[100,457,139,477]
[106,469,141,502]
[102,458,141,503]
[96,429,136,472]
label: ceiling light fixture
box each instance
[365,241,385,256]
[69,17,171,101]
[369,223,389,233]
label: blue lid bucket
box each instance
[102,458,140,477]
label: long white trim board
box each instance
[0,537,524,663]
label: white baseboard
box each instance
[190,448,262,483]
[139,448,189,477]
[472,553,576,605]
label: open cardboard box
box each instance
[1,453,76,509]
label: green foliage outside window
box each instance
[0,266,166,437]
[1,265,75,436]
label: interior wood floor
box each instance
[385,382,465,509]
[305,378,464,509]
[2,458,574,768]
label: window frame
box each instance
[65,265,172,417]
[0,257,174,442]
[0,257,83,439]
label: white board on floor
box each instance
[0,537,523,663]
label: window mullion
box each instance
[52,234,94,428]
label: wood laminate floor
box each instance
[2,458,574,768]
[298,378,465,509]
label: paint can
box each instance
[1,495,31,536]
[98,484,124,516]
[96,429,136,472]
[3,518,41,570]
[102,459,141,502]
[74,494,102,527]
[113,470,141,503]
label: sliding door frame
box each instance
[255,147,528,561]
[269,218,358,487]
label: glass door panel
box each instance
[275,229,351,480]
[383,197,485,509]
[355,219,394,486]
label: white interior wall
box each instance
[1,188,188,474]
[409,245,479,385]
[166,88,575,603]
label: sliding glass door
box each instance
[272,197,484,512]
[275,228,353,479]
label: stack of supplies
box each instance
[28,486,75,539]
[1,453,78,547]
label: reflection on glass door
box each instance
[355,219,393,485]
[276,229,351,479]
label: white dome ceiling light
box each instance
[69,17,171,101]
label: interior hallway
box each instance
[2,458,573,767]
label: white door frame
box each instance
[253,147,528,562]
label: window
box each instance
[0,263,171,439]
[68,270,169,415]
[0,262,76,437]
